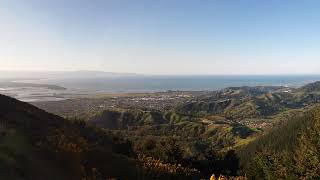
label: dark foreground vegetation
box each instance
[0,94,203,180]
[1,81,320,179]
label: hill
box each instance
[0,94,145,180]
[175,84,320,120]
[0,95,204,180]
[83,108,258,177]
[238,106,320,179]
[298,81,320,93]
[83,83,320,179]
[89,109,169,129]
[12,81,320,179]
[87,108,257,151]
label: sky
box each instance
[0,0,320,75]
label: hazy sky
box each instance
[0,0,320,75]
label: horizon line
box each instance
[0,69,320,77]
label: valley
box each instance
[3,1,320,179]
[32,82,320,177]
[1,81,320,179]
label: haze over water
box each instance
[20,75,320,92]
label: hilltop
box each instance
[0,94,141,180]
[298,81,320,93]
[0,94,206,180]
[175,83,320,121]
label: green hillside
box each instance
[84,108,258,177]
[175,85,320,120]
[2,81,320,179]
[238,106,320,179]
[87,108,257,151]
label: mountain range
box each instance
[1,81,320,179]
[0,70,138,80]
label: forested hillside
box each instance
[2,82,320,179]
[238,106,320,179]
[0,95,202,180]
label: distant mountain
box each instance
[0,70,139,80]
[0,81,66,90]
[51,70,139,79]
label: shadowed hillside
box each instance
[0,94,205,180]
[0,94,142,180]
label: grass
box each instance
[233,136,257,149]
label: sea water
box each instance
[34,75,320,92]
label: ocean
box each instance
[2,75,320,102]
[27,75,320,92]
